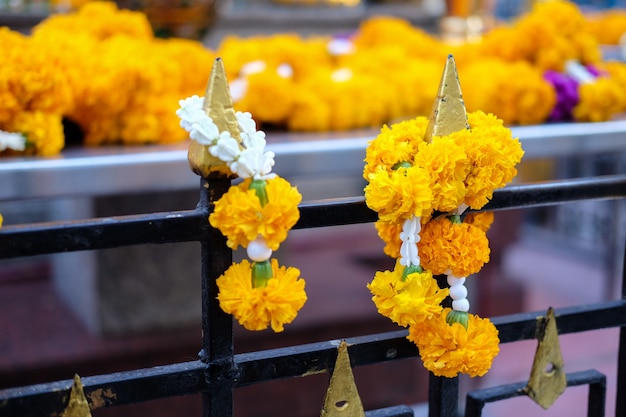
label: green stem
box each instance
[446,310,468,329]
[252,260,273,288]
[249,179,268,206]
[401,264,423,282]
[449,214,462,224]
[392,161,412,170]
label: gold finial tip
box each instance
[188,58,241,178]
[424,54,469,142]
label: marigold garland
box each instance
[178,62,305,332]
[363,56,522,377]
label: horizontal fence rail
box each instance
[0,173,625,417]
[1,175,625,259]
[2,299,625,416]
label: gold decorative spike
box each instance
[62,375,92,417]
[188,57,241,178]
[424,54,469,142]
[320,341,365,417]
[524,307,567,409]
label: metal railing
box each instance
[0,174,625,417]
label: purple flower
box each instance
[544,70,580,122]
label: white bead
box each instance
[447,275,466,287]
[449,284,468,300]
[452,299,470,312]
[247,237,272,262]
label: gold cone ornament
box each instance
[320,341,365,417]
[62,375,92,417]
[188,57,242,178]
[424,54,469,143]
[524,307,567,409]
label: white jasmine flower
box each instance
[565,60,595,84]
[277,63,293,78]
[230,147,275,179]
[240,60,266,76]
[229,77,248,103]
[209,133,240,162]
[327,38,355,56]
[236,111,267,149]
[189,118,221,145]
[331,68,353,83]
[399,216,421,267]
[0,130,27,152]
[176,95,206,132]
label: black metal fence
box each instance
[0,174,625,417]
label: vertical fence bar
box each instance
[197,177,234,417]
[428,374,459,417]
[616,242,626,417]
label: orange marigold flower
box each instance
[463,212,494,233]
[367,262,448,327]
[217,259,306,332]
[407,308,500,378]
[418,216,490,277]
[375,220,402,259]
[209,177,302,250]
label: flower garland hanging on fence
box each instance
[363,55,524,378]
[177,58,306,333]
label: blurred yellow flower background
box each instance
[2,0,626,157]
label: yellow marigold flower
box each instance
[352,16,445,61]
[209,177,302,250]
[327,71,392,131]
[600,62,626,95]
[455,112,524,209]
[33,1,154,41]
[2,111,64,157]
[478,26,530,63]
[364,166,433,224]
[460,60,556,126]
[119,96,188,145]
[413,136,469,214]
[367,262,448,327]
[418,216,490,277]
[235,69,295,125]
[286,87,331,132]
[363,117,429,180]
[407,308,500,378]
[573,77,626,123]
[463,212,494,233]
[217,259,306,332]
[375,220,402,259]
[585,10,626,45]
[217,34,332,82]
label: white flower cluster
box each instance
[176,95,275,179]
[0,130,26,152]
[399,216,421,268]
[447,274,469,312]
